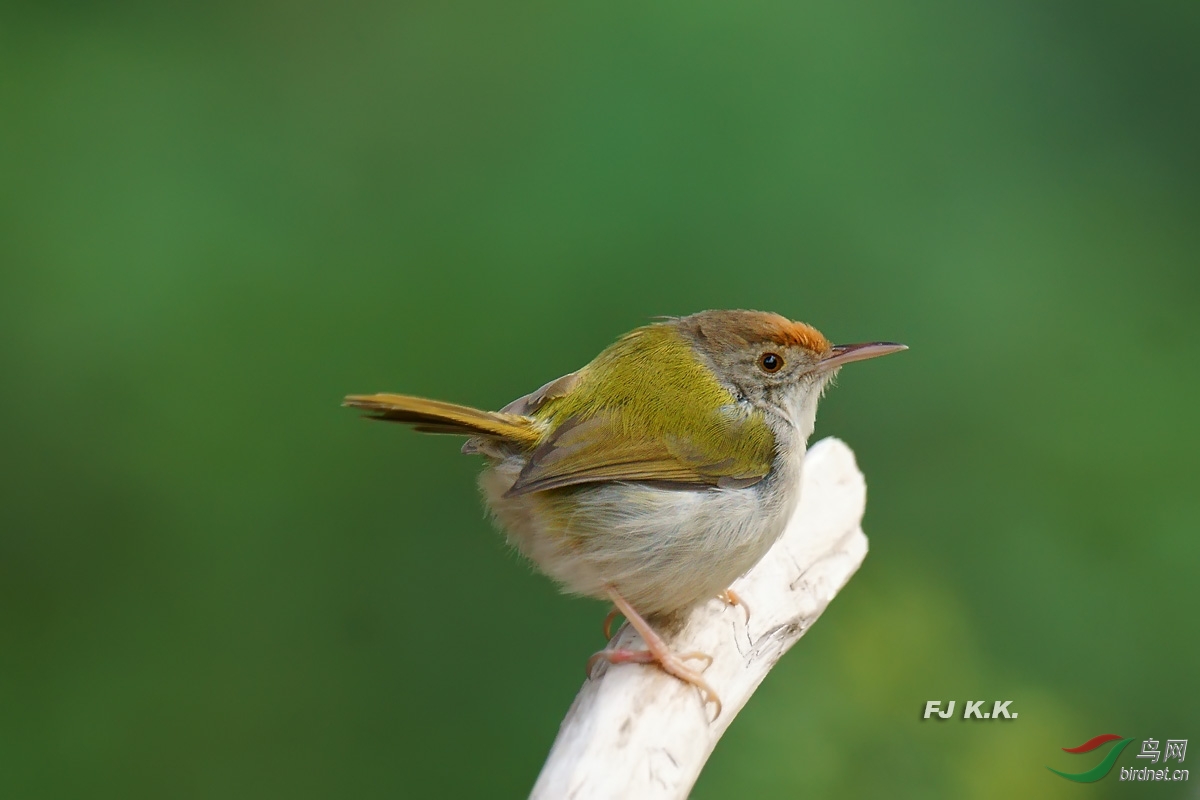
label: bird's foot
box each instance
[717,587,751,624]
[601,607,622,640]
[587,647,719,715]
[587,586,722,717]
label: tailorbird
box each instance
[344,309,905,714]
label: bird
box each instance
[344,309,905,714]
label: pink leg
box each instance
[587,586,722,716]
[718,588,751,624]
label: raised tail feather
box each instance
[343,393,542,448]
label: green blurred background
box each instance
[2,2,1197,798]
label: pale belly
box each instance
[478,454,802,617]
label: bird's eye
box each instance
[758,352,783,373]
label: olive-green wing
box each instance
[495,322,777,495]
[504,409,774,497]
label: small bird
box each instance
[344,310,904,713]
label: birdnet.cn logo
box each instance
[1048,734,1188,783]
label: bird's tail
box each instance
[343,393,542,448]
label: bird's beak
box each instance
[819,341,908,370]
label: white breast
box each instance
[480,444,804,617]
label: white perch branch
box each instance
[530,437,870,800]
